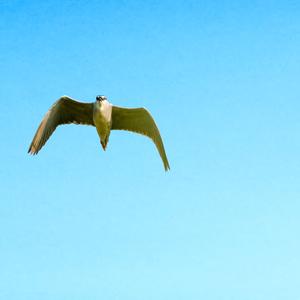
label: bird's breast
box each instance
[93,100,112,128]
[100,100,112,122]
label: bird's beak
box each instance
[101,141,106,151]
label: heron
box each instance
[28,95,170,171]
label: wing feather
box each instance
[111,106,170,171]
[28,96,94,155]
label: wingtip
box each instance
[164,163,170,172]
[28,145,38,155]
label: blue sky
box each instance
[1,0,300,299]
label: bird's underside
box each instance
[28,96,170,171]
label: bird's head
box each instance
[96,95,107,102]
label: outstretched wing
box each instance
[111,106,170,171]
[28,96,94,155]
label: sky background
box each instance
[1,0,300,299]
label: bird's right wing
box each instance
[28,96,94,155]
[111,106,170,171]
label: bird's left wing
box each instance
[28,96,94,155]
[111,106,170,171]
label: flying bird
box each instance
[28,95,170,171]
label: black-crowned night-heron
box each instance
[28,95,170,171]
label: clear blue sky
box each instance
[1,1,300,299]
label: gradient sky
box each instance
[1,1,300,299]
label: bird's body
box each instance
[93,99,112,150]
[28,95,170,171]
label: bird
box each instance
[28,95,170,171]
